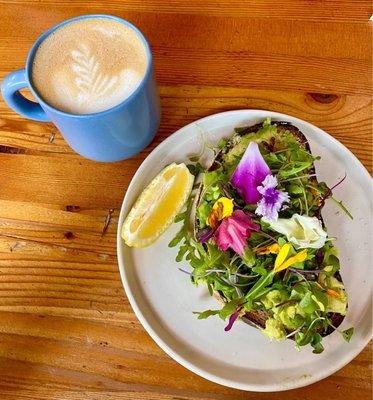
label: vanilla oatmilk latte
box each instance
[31,18,148,114]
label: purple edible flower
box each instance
[255,175,289,221]
[231,141,271,204]
[315,249,324,265]
[196,227,214,243]
[224,307,243,331]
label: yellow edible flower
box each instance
[207,197,234,229]
[256,243,280,255]
[274,243,308,273]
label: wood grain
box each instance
[0,8,372,95]
[1,0,372,22]
[0,86,371,171]
[0,1,372,399]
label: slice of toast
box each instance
[199,121,346,338]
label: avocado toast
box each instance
[170,118,353,353]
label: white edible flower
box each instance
[265,214,327,249]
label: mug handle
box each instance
[1,69,51,122]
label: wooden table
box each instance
[0,1,372,399]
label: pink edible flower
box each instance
[231,141,271,204]
[215,210,259,256]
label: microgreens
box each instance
[169,118,352,353]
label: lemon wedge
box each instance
[122,163,194,248]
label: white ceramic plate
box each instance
[117,110,372,392]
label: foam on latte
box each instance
[31,18,148,114]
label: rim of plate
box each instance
[117,110,372,392]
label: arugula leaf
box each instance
[245,270,275,300]
[295,330,313,347]
[168,196,194,249]
[290,283,308,300]
[168,234,183,248]
[174,211,187,223]
[193,309,220,320]
[299,317,325,345]
[327,255,340,269]
[252,265,268,276]
[196,201,211,228]
[176,244,189,262]
[203,168,224,187]
[219,298,244,320]
[312,342,324,354]
[299,292,317,314]
[311,333,324,354]
[342,327,354,342]
[288,183,304,195]
[212,278,236,300]
[188,155,200,163]
[187,162,204,176]
[264,152,283,169]
[207,282,214,296]
[204,185,222,202]
[322,245,341,276]
[278,161,313,179]
[200,243,227,269]
[243,297,253,311]
[309,283,328,308]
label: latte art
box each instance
[71,43,120,105]
[31,18,148,114]
[56,43,142,112]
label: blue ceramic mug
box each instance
[1,14,161,162]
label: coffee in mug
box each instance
[31,17,148,114]
[2,14,160,162]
